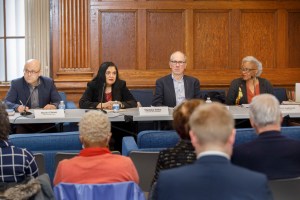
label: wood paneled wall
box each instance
[17,0,300,105]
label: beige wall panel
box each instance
[240,10,276,69]
[100,11,137,70]
[193,10,230,70]
[288,11,300,68]
[146,11,185,70]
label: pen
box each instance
[19,100,24,106]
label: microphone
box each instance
[99,83,107,114]
[20,86,37,116]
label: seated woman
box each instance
[226,56,274,105]
[79,62,137,109]
[0,102,39,183]
[53,111,139,185]
[151,99,204,184]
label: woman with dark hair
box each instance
[151,99,205,185]
[79,62,137,109]
[0,102,38,183]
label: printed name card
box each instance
[279,105,300,114]
[34,109,65,119]
[139,107,169,116]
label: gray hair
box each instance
[242,56,262,77]
[249,94,281,128]
[79,111,111,143]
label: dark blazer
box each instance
[5,77,61,110]
[232,131,300,180]
[155,155,272,200]
[79,79,137,109]
[226,77,274,105]
[152,74,201,107]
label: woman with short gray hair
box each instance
[225,56,274,105]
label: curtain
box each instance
[25,0,50,77]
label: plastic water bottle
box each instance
[58,101,66,110]
[206,97,212,104]
[112,101,120,113]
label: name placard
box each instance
[279,105,300,114]
[139,107,169,116]
[34,109,65,119]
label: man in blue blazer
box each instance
[152,51,201,107]
[155,103,272,200]
[232,94,300,180]
[5,59,61,133]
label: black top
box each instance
[225,77,274,105]
[79,79,137,109]
[152,140,196,184]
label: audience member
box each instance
[226,56,274,105]
[0,102,38,183]
[154,103,272,200]
[232,94,300,180]
[53,111,139,185]
[5,59,61,133]
[79,61,137,109]
[152,51,201,107]
[152,99,204,184]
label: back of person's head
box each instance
[249,94,281,128]
[0,102,10,140]
[173,99,205,140]
[189,103,234,146]
[79,111,111,144]
[94,61,119,83]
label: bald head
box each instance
[23,59,41,86]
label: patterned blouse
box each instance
[152,140,196,184]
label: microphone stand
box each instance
[20,86,37,116]
[99,83,107,114]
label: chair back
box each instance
[274,87,287,103]
[34,153,46,175]
[138,130,179,148]
[129,151,159,192]
[130,89,154,107]
[268,177,300,200]
[54,181,146,200]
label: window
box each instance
[0,0,25,82]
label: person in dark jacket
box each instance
[226,56,274,105]
[79,62,137,109]
[232,94,300,180]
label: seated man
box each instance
[53,111,139,185]
[232,94,300,180]
[152,51,201,107]
[154,103,272,200]
[5,59,61,133]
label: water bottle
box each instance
[206,97,212,104]
[112,101,120,113]
[58,101,66,110]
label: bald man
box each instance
[5,59,61,133]
[152,51,201,107]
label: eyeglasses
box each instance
[24,70,40,75]
[240,67,256,72]
[105,71,117,76]
[170,60,186,65]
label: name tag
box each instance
[139,107,169,116]
[280,105,300,114]
[34,109,65,119]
